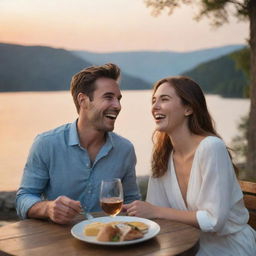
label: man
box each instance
[16,63,141,224]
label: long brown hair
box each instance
[151,76,237,178]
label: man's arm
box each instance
[16,136,82,224]
[122,146,141,203]
[27,196,81,224]
[16,135,50,219]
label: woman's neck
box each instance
[168,128,205,158]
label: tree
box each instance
[231,47,250,97]
[145,0,256,179]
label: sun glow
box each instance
[0,0,248,52]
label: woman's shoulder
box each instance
[198,136,226,153]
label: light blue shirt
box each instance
[16,120,141,219]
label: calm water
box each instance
[0,91,250,190]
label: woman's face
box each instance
[151,82,191,134]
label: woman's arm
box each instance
[123,200,199,228]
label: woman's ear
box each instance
[184,106,193,117]
[77,93,89,110]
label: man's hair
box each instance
[70,63,120,112]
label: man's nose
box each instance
[113,98,121,110]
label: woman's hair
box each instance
[151,76,237,178]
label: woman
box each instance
[124,76,256,255]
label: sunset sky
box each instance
[0,0,249,52]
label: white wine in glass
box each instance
[100,178,123,217]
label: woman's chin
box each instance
[155,125,167,132]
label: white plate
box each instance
[71,216,160,246]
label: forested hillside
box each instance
[0,43,150,92]
[182,49,248,98]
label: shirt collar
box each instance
[68,119,115,148]
[68,120,80,146]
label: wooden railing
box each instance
[239,180,256,229]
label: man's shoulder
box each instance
[35,123,71,142]
[110,132,134,148]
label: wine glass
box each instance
[100,178,123,217]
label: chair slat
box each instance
[239,180,256,230]
[248,212,256,229]
[239,180,256,194]
[243,195,256,210]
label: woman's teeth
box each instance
[155,114,165,120]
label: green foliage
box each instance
[137,176,149,201]
[145,0,249,26]
[182,50,248,98]
[231,115,248,163]
[231,47,250,97]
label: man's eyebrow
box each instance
[103,92,122,99]
[102,92,114,96]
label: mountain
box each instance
[0,43,150,92]
[72,45,244,84]
[182,49,248,98]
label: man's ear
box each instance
[77,93,90,109]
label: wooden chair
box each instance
[239,180,256,229]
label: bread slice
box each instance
[127,222,149,233]
[84,222,106,236]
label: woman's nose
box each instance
[152,101,160,110]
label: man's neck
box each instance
[77,118,106,152]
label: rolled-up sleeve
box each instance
[195,138,235,232]
[16,135,49,219]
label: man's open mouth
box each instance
[105,112,118,120]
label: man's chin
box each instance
[103,124,115,132]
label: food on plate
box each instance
[117,223,144,241]
[84,222,106,236]
[84,221,148,242]
[97,224,120,242]
[127,222,149,233]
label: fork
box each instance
[80,207,94,220]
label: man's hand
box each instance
[46,196,81,224]
[28,196,82,224]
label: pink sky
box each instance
[0,0,249,52]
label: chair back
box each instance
[239,180,256,229]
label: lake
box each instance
[0,91,250,190]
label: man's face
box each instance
[83,77,122,132]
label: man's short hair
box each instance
[70,63,121,113]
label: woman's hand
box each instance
[123,200,158,219]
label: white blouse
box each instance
[147,136,256,255]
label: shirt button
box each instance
[86,163,90,168]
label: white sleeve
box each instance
[195,138,236,232]
[146,176,170,207]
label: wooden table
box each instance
[0,213,200,256]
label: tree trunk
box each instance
[247,0,256,180]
